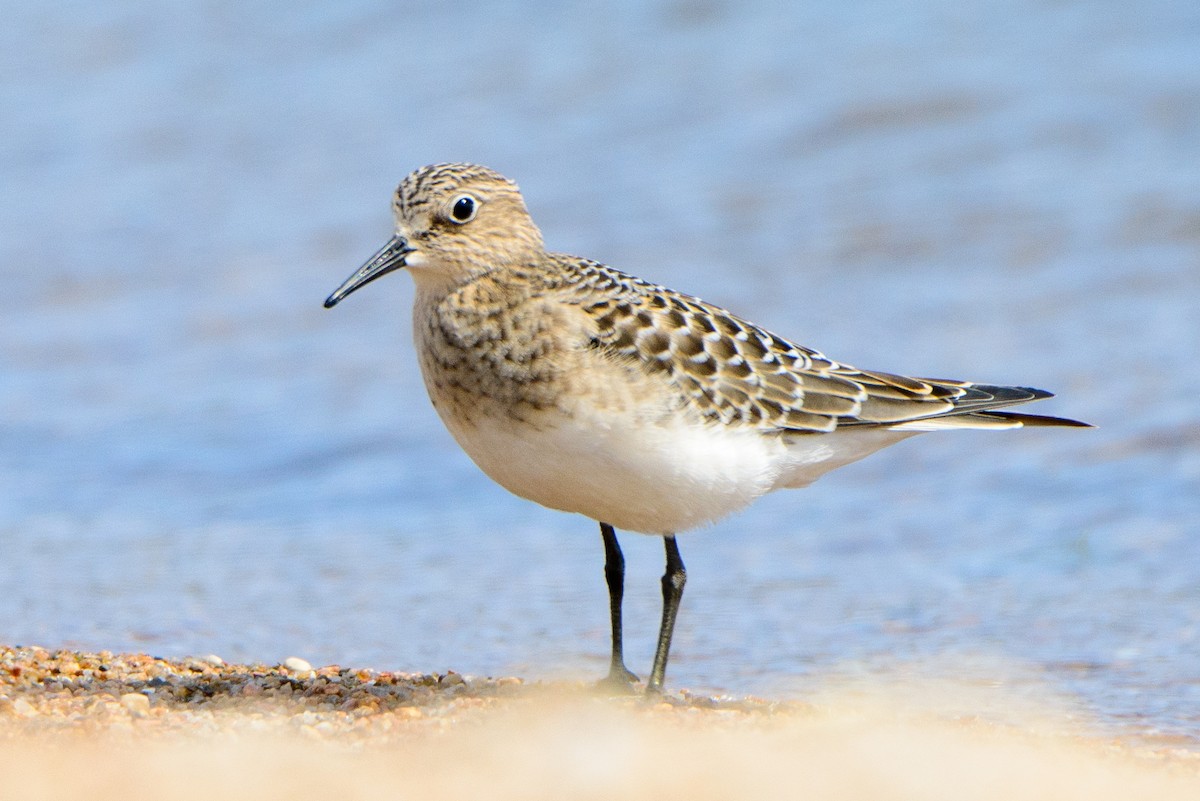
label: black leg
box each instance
[598,522,639,689]
[647,534,686,694]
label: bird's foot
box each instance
[595,664,641,695]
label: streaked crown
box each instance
[392,163,545,282]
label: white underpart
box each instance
[438,406,922,535]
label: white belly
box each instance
[436,404,917,534]
[440,408,777,533]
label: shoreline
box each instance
[4,644,1200,800]
[0,644,781,738]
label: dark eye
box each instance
[449,194,478,224]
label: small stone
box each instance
[438,671,465,688]
[283,657,313,673]
[11,697,35,717]
[201,654,225,666]
[120,692,150,716]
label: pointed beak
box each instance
[324,235,414,308]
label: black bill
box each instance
[324,235,414,308]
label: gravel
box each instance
[0,644,778,740]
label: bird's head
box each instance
[324,163,545,307]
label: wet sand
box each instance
[3,645,1199,800]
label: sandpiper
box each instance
[324,163,1089,693]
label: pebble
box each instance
[438,671,465,688]
[120,692,151,716]
[283,657,313,673]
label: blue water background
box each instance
[2,1,1198,743]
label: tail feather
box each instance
[889,409,1093,432]
[976,411,1093,428]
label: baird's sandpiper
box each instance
[324,163,1089,693]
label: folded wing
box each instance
[561,258,1090,433]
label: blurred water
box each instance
[2,0,1199,744]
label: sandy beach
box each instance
[3,644,1199,800]
[5,0,1198,749]
[3,7,1196,799]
